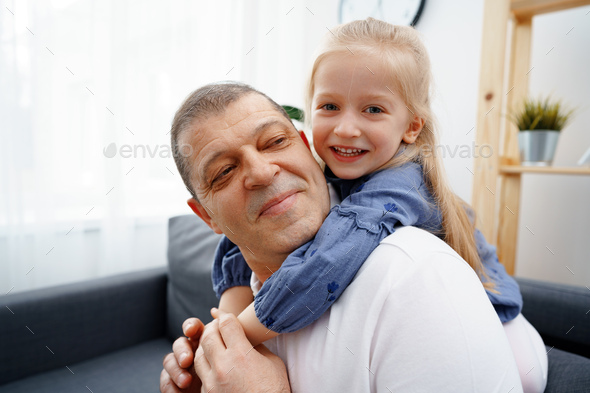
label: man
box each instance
[160,82,522,392]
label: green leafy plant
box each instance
[282,105,305,122]
[510,97,575,131]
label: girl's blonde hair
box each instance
[305,18,495,291]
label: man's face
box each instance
[186,93,330,266]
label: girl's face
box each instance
[311,51,422,179]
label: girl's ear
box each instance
[187,198,223,234]
[403,116,425,144]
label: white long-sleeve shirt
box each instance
[261,226,523,392]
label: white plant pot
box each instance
[518,130,560,166]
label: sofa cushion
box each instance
[0,338,171,393]
[545,346,590,393]
[516,277,590,359]
[166,214,221,340]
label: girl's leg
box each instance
[503,313,548,393]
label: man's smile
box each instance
[258,190,299,218]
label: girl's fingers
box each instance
[210,307,229,319]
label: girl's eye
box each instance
[365,106,382,114]
[321,103,339,111]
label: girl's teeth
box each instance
[333,147,364,156]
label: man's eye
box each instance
[265,136,289,150]
[213,166,233,183]
[321,103,339,111]
[365,106,382,114]
[271,137,286,146]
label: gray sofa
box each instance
[1,214,589,392]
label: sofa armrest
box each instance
[516,277,590,358]
[0,267,168,385]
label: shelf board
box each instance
[511,0,590,20]
[499,165,590,175]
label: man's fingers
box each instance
[163,352,193,389]
[173,337,196,368]
[159,368,183,393]
[183,318,205,339]
[218,313,252,352]
[199,319,234,369]
[193,345,211,382]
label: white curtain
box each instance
[0,0,330,293]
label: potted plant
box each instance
[282,105,305,122]
[510,96,575,166]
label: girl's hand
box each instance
[210,307,230,319]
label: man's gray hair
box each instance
[170,82,292,199]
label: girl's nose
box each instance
[333,112,361,138]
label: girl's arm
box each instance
[237,303,279,347]
[212,302,278,347]
[213,238,278,346]
[253,163,437,334]
[218,286,254,316]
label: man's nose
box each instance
[242,150,280,189]
[333,110,361,139]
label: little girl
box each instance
[212,18,547,392]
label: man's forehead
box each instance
[186,94,294,177]
[195,93,284,136]
[194,99,288,146]
[204,108,281,132]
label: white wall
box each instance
[417,0,485,202]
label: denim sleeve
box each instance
[211,236,252,299]
[253,169,439,333]
[474,228,523,323]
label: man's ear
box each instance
[403,116,425,144]
[299,130,311,150]
[187,198,223,234]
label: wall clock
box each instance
[339,0,426,27]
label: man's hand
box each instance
[160,318,205,393]
[195,313,290,393]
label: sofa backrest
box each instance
[166,215,222,340]
[0,267,167,385]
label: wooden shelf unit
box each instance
[499,166,590,175]
[471,0,590,275]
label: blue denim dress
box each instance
[211,161,522,332]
